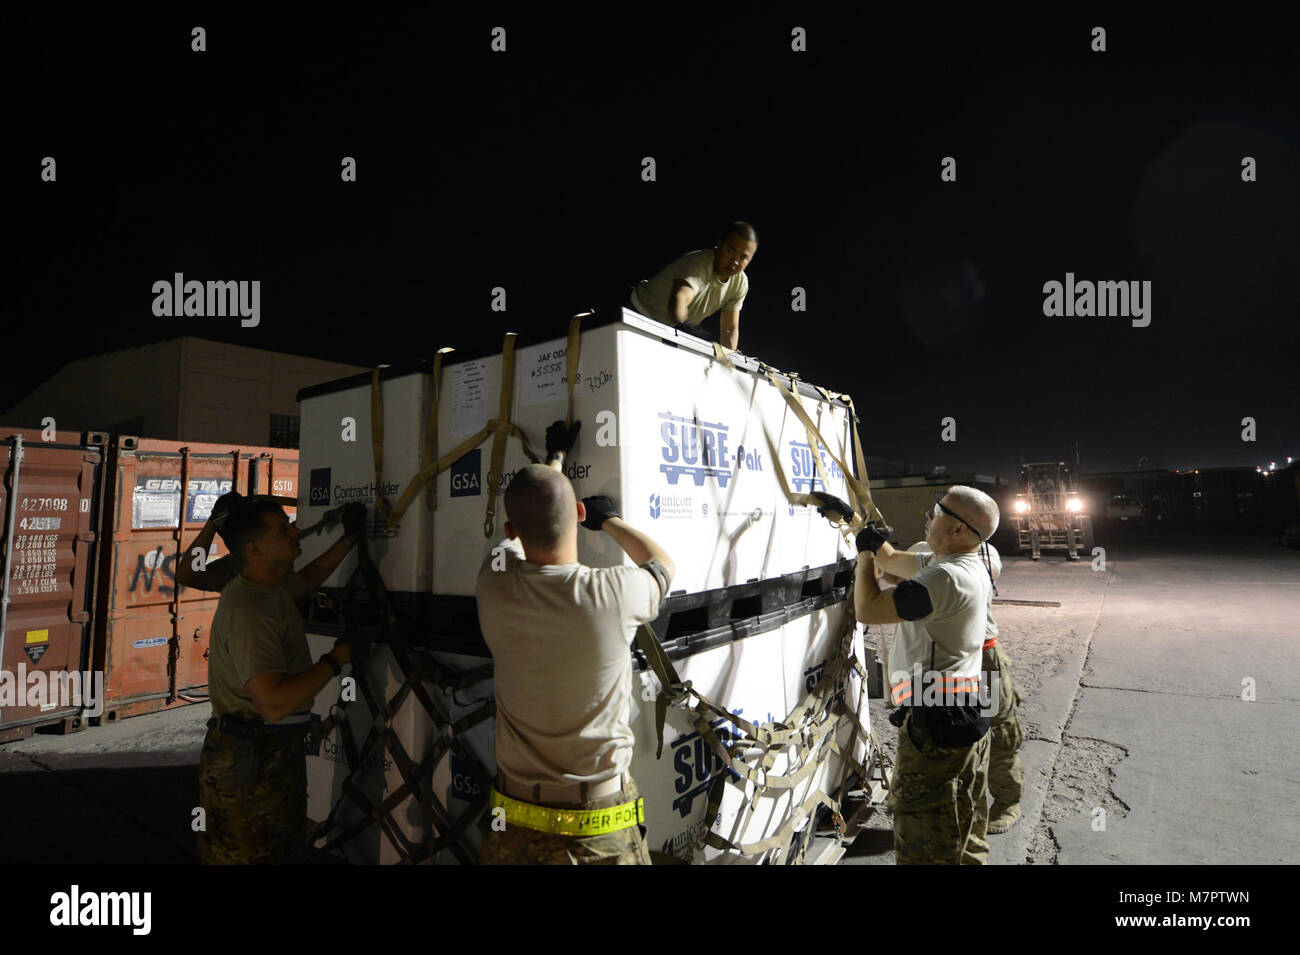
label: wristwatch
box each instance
[321,652,342,676]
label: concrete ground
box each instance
[2,528,1296,865]
[840,527,1300,865]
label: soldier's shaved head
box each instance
[504,464,577,549]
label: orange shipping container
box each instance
[91,436,298,723]
[0,429,107,743]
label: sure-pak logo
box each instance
[788,440,843,493]
[451,450,481,497]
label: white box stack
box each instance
[295,310,860,594]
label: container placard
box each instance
[450,359,489,437]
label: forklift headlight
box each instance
[1014,500,1029,513]
[1066,498,1083,512]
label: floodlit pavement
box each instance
[841,528,1300,865]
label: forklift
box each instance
[1012,461,1094,560]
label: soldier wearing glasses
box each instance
[813,485,1001,864]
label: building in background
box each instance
[2,338,368,447]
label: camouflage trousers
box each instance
[889,714,991,865]
[984,642,1025,808]
[197,718,309,865]
[479,778,652,865]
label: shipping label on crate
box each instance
[517,339,583,408]
[450,360,489,437]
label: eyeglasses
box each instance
[932,500,983,541]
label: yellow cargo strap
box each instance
[483,333,519,537]
[565,313,585,427]
[385,334,543,529]
[425,347,455,511]
[489,788,645,836]
[710,341,735,369]
[370,370,391,520]
[765,368,880,525]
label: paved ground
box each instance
[841,527,1300,865]
[3,528,1296,865]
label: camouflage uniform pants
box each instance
[479,778,652,865]
[889,714,991,865]
[197,718,309,865]
[984,642,1025,807]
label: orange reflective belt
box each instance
[890,675,981,705]
[983,637,998,650]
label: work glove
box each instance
[580,495,620,531]
[545,419,582,457]
[855,520,894,555]
[809,491,855,524]
[341,502,368,538]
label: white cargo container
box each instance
[306,599,869,864]
[295,309,860,597]
[296,310,876,864]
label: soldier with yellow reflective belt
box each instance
[475,420,675,865]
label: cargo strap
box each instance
[764,368,881,525]
[385,334,544,531]
[634,583,882,862]
[309,536,496,865]
[488,789,645,837]
[565,312,585,427]
[425,347,455,511]
[370,370,391,520]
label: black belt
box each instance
[213,714,312,738]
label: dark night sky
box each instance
[4,7,1297,476]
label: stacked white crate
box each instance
[297,310,872,862]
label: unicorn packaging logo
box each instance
[648,493,661,520]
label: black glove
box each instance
[545,419,581,457]
[210,491,243,528]
[580,495,620,531]
[341,502,367,538]
[809,491,854,523]
[855,520,894,554]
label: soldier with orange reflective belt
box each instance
[475,420,676,865]
[975,544,1025,833]
[819,485,1000,864]
[906,539,1025,835]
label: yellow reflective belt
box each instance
[489,788,644,837]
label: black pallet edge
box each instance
[301,558,857,665]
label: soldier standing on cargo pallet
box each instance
[476,419,675,865]
[196,497,364,864]
[816,486,1000,864]
[903,538,1025,835]
[627,221,757,350]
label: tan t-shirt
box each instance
[907,542,1001,642]
[474,538,661,787]
[889,550,990,701]
[207,573,313,722]
[631,249,748,327]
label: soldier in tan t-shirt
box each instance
[193,497,360,864]
[476,419,675,865]
[628,221,757,350]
